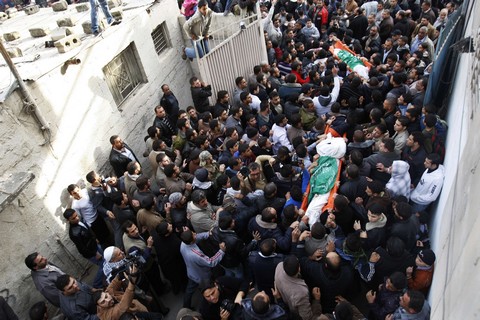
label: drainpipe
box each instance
[0,40,51,146]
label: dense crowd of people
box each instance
[13,0,459,319]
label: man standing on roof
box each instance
[182,0,212,60]
[90,0,121,36]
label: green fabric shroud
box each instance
[308,156,338,203]
[336,50,364,70]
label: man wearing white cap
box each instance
[103,246,127,283]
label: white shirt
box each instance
[115,147,135,162]
[271,123,293,153]
[71,189,97,226]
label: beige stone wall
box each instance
[0,0,193,317]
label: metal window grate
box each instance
[151,22,170,55]
[103,43,145,106]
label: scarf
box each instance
[366,213,387,231]
[343,243,368,267]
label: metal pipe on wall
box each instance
[0,40,51,145]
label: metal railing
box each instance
[193,6,268,106]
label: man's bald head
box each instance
[325,252,341,271]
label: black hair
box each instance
[218,212,233,230]
[395,202,412,220]
[55,274,71,291]
[180,229,194,244]
[426,153,441,165]
[406,290,426,313]
[259,238,276,256]
[290,185,303,202]
[29,301,47,320]
[140,194,155,210]
[386,236,406,257]
[283,255,299,276]
[389,271,408,291]
[25,252,38,270]
[163,163,176,178]
[135,175,149,190]
[85,170,96,183]
[216,174,229,188]
[252,293,270,314]
[63,208,76,220]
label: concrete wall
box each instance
[429,0,480,318]
[0,0,193,317]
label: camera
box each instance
[220,299,236,312]
[240,166,250,177]
[101,176,112,184]
[110,250,146,280]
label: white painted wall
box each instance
[429,0,480,318]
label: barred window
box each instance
[151,22,171,55]
[103,42,146,106]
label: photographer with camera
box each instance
[122,221,170,297]
[199,276,249,320]
[103,243,170,316]
[94,265,151,320]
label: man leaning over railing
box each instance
[182,0,212,60]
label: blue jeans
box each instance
[410,201,430,214]
[34,0,47,8]
[224,0,232,12]
[185,39,210,59]
[1,0,15,8]
[183,278,199,308]
[90,0,113,32]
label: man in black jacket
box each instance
[199,276,248,320]
[190,76,212,114]
[292,230,355,314]
[0,297,18,320]
[247,238,284,302]
[160,84,180,127]
[63,208,105,288]
[153,106,176,146]
[210,212,260,278]
[109,135,139,178]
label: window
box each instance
[151,22,171,55]
[103,42,146,106]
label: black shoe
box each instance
[110,19,122,26]
[93,30,100,37]
[181,46,187,60]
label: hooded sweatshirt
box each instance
[410,164,445,205]
[386,160,412,199]
[313,77,341,117]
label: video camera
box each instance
[110,249,146,280]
